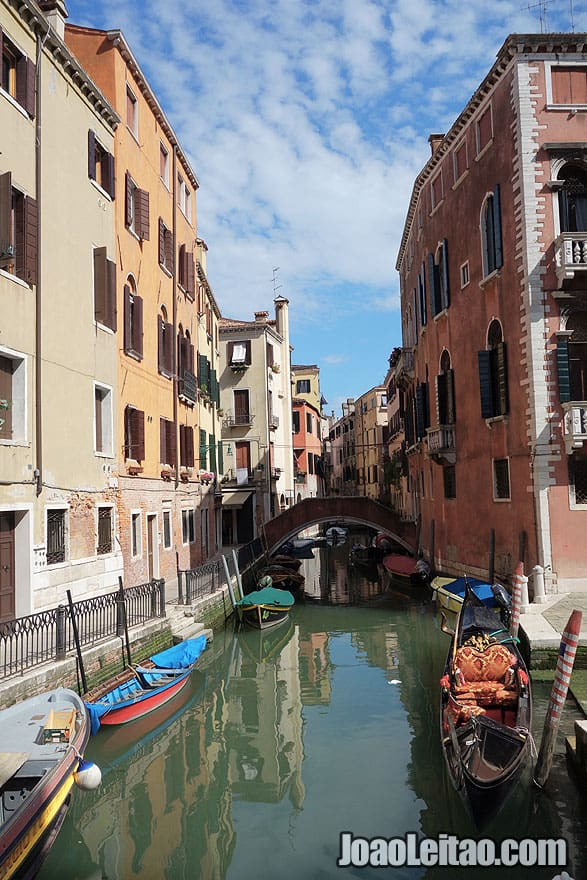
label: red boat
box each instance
[382,554,430,588]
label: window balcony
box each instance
[269,413,279,430]
[426,424,456,465]
[562,401,587,454]
[396,347,415,388]
[554,232,587,286]
[223,411,254,428]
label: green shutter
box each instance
[441,239,450,310]
[557,337,571,403]
[496,342,509,415]
[478,350,494,418]
[198,355,209,391]
[493,184,503,269]
[199,428,207,469]
[217,440,224,475]
[209,434,217,473]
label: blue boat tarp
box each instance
[440,577,497,607]
[236,587,295,608]
[150,635,207,669]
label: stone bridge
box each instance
[263,496,417,554]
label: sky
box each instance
[65,0,587,417]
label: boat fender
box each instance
[74,759,102,791]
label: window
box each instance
[228,340,251,367]
[97,506,113,554]
[435,350,456,426]
[460,261,470,288]
[88,131,115,199]
[476,105,492,154]
[160,418,176,468]
[158,219,173,272]
[558,314,587,403]
[453,139,468,182]
[233,389,250,425]
[569,454,587,505]
[481,186,503,277]
[235,440,251,472]
[178,329,196,402]
[292,411,300,433]
[417,265,427,328]
[493,458,511,500]
[1,32,35,116]
[478,320,509,418]
[0,172,37,285]
[131,511,141,557]
[443,466,456,499]
[182,509,195,544]
[0,349,25,442]
[94,383,113,455]
[162,509,172,548]
[306,412,312,433]
[93,247,117,330]
[125,172,150,240]
[180,424,194,467]
[177,174,191,221]
[557,164,587,233]
[427,239,450,317]
[158,308,173,376]
[296,379,310,394]
[199,428,207,470]
[123,279,143,358]
[160,143,169,186]
[46,509,66,565]
[266,343,274,367]
[126,85,138,136]
[178,244,195,296]
[124,405,145,462]
[431,172,443,209]
[551,66,587,105]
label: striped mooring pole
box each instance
[534,608,583,788]
[509,561,525,639]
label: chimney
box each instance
[428,133,445,156]
[38,0,68,39]
[195,237,208,274]
[254,311,269,323]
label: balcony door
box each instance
[568,314,587,402]
[558,163,587,232]
[234,390,249,425]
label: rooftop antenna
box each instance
[526,0,576,32]
[272,266,282,297]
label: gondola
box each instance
[440,583,532,827]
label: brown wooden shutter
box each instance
[94,247,107,325]
[178,244,185,287]
[134,295,143,356]
[105,152,115,200]
[165,322,174,374]
[137,188,150,240]
[166,419,176,467]
[160,418,167,465]
[189,343,195,374]
[16,55,35,117]
[105,256,117,331]
[186,252,195,296]
[22,196,37,286]
[158,315,164,373]
[158,218,165,265]
[135,409,145,461]
[165,228,173,270]
[227,341,234,364]
[0,172,12,255]
[186,426,194,467]
[88,130,97,181]
[123,285,131,352]
[125,172,133,227]
[179,424,186,466]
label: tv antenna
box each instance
[272,266,282,297]
[526,0,575,32]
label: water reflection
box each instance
[39,536,587,880]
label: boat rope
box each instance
[517,727,538,759]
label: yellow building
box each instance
[65,20,222,587]
[354,385,388,500]
[1,0,121,616]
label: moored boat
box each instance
[235,586,295,630]
[270,553,302,572]
[431,575,500,615]
[258,565,305,592]
[382,553,430,588]
[84,635,207,734]
[0,687,92,880]
[440,584,532,827]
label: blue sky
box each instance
[66,0,586,417]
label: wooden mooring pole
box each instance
[509,561,524,639]
[534,608,583,788]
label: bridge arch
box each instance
[263,496,417,555]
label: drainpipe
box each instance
[172,145,178,489]
[34,27,46,496]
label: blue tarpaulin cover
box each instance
[440,577,497,607]
[150,634,207,669]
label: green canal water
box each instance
[39,540,587,880]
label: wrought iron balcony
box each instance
[562,402,587,454]
[426,424,456,465]
[554,232,587,286]
[223,411,254,428]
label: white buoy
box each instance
[74,759,102,791]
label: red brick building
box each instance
[396,33,587,594]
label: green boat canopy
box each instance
[236,587,295,608]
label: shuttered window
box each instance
[199,429,207,470]
[418,264,427,327]
[124,406,145,462]
[160,418,176,468]
[198,354,210,392]
[179,425,194,467]
[178,244,195,297]
[0,171,37,286]
[228,340,251,366]
[158,218,173,271]
[436,368,455,425]
[453,139,468,181]
[551,66,587,105]
[476,106,492,153]
[158,315,173,376]
[125,172,150,240]
[88,130,115,199]
[0,29,35,116]
[478,340,508,419]
[93,247,117,331]
[123,285,143,357]
[482,185,503,276]
[415,382,429,440]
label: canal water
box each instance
[39,536,587,880]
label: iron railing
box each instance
[176,538,266,606]
[0,579,165,680]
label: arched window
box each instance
[158,305,172,376]
[557,164,587,233]
[481,187,503,277]
[436,349,455,426]
[123,275,143,358]
[478,319,508,418]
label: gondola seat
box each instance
[453,643,517,707]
